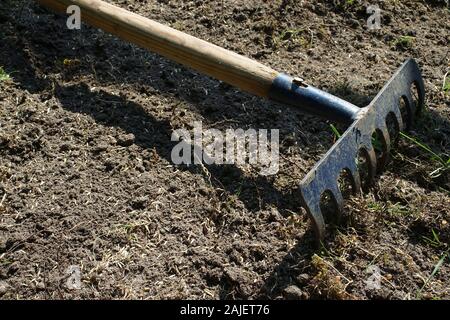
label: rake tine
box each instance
[302,201,326,241]
[330,185,345,217]
[348,167,362,195]
[403,94,415,130]
[375,125,391,173]
[388,100,405,134]
[366,147,378,186]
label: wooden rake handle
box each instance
[37,0,279,97]
[37,0,362,124]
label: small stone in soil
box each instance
[283,285,304,300]
[117,133,135,147]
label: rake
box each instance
[37,0,425,240]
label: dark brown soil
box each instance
[0,0,449,299]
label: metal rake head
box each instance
[299,59,425,240]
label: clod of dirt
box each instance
[296,273,311,286]
[0,134,9,147]
[204,268,222,285]
[92,143,109,153]
[103,158,119,171]
[34,281,46,291]
[6,262,20,276]
[131,196,149,210]
[223,266,248,285]
[223,266,255,298]
[0,236,7,253]
[116,133,135,147]
[283,285,304,300]
[60,143,76,152]
[268,207,282,222]
[0,281,11,296]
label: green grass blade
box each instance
[330,124,341,139]
[399,132,445,165]
[418,252,448,297]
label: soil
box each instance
[0,0,449,299]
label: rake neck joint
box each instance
[269,73,361,125]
